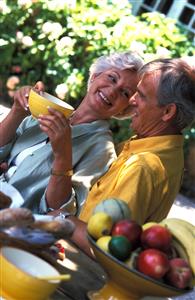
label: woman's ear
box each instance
[162,103,177,122]
[90,73,100,82]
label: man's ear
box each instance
[162,103,177,122]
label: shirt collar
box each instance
[122,135,184,154]
[71,120,110,138]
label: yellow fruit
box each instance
[87,212,113,240]
[142,222,157,231]
[96,236,112,253]
[93,198,131,223]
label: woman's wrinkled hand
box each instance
[38,107,71,159]
[13,81,45,115]
[13,85,32,114]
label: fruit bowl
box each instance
[29,89,74,119]
[87,234,192,300]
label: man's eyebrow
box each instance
[137,87,145,97]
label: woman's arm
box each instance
[0,95,29,146]
[38,107,73,209]
[0,82,44,147]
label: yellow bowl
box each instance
[0,246,61,300]
[87,234,192,300]
[29,89,74,119]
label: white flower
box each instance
[42,22,54,34]
[17,0,32,6]
[56,36,75,56]
[156,46,171,58]
[47,0,76,10]
[59,37,73,47]
[55,83,68,99]
[0,39,8,46]
[0,1,11,13]
[130,41,147,54]
[42,22,63,40]
[16,31,24,42]
[22,36,33,47]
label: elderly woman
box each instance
[0,51,143,214]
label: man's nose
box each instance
[129,93,137,105]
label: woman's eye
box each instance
[108,74,117,83]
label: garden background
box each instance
[0,0,195,199]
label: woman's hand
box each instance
[13,81,45,116]
[0,81,46,147]
[13,85,32,115]
[38,107,71,160]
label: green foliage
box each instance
[183,124,195,156]
[0,0,194,145]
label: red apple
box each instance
[141,225,172,252]
[137,248,170,279]
[165,258,193,289]
[112,220,142,249]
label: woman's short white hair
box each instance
[87,51,144,89]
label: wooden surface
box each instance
[50,239,106,300]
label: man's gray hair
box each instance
[139,58,195,130]
[88,51,144,89]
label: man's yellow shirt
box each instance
[79,135,184,225]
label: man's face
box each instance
[86,68,139,119]
[129,72,166,138]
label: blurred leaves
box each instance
[0,0,194,145]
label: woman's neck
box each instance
[69,98,102,125]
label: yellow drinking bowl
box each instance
[0,246,61,300]
[87,234,192,300]
[29,89,74,119]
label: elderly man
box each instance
[58,57,195,255]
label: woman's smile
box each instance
[97,90,112,107]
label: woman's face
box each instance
[86,68,139,119]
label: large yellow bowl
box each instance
[87,234,192,300]
[29,89,74,119]
[0,246,61,300]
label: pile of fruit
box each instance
[87,198,195,290]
